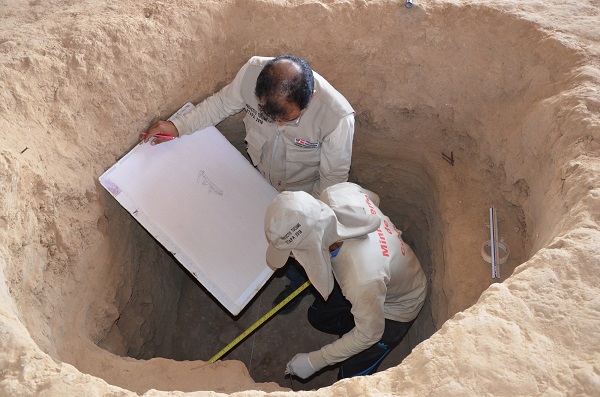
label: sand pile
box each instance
[1,0,599,395]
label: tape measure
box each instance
[208,281,311,363]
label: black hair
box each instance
[254,55,315,121]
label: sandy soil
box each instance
[1,0,599,395]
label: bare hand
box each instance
[142,120,179,145]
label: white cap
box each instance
[264,190,380,299]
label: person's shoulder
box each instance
[320,182,369,206]
[248,56,274,67]
[312,71,353,113]
[337,260,384,299]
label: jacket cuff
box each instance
[308,350,328,371]
[169,116,191,137]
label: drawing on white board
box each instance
[198,170,224,196]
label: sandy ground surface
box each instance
[1,0,599,395]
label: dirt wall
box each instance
[0,0,599,395]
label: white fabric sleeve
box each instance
[309,279,387,369]
[170,61,249,136]
[311,114,354,197]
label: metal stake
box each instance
[489,207,500,278]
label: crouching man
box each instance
[264,182,427,380]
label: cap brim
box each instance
[266,244,292,269]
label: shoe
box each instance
[272,284,310,315]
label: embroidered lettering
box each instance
[283,223,302,245]
[245,104,264,124]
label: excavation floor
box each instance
[169,266,416,391]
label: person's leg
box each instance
[285,259,307,289]
[307,282,355,337]
[272,257,312,314]
[337,318,415,379]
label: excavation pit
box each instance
[1,1,599,396]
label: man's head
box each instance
[264,190,381,299]
[255,55,315,124]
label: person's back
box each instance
[320,182,427,323]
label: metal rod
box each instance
[489,207,500,278]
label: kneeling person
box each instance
[264,182,427,380]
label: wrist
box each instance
[169,117,188,137]
[166,121,180,137]
[308,350,328,371]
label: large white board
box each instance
[99,126,277,315]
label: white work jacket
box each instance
[308,183,427,370]
[170,56,355,197]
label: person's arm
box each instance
[170,61,249,135]
[305,280,387,375]
[144,61,249,144]
[311,114,354,197]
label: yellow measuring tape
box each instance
[209,281,311,363]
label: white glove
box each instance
[285,353,316,379]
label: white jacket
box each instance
[170,56,355,197]
[309,183,427,370]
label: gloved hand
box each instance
[285,353,317,379]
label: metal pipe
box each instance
[489,207,500,278]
